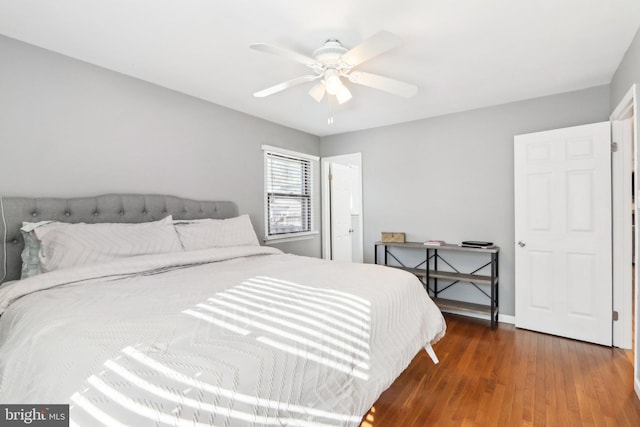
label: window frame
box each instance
[262,145,319,243]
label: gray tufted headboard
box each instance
[0,194,237,285]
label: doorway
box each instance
[321,153,363,262]
[610,84,639,399]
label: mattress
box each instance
[0,246,445,426]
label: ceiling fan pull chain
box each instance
[327,99,334,125]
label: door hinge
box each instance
[328,173,333,181]
[613,310,619,321]
[611,142,618,152]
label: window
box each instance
[263,145,318,242]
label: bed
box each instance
[0,194,445,426]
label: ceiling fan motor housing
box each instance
[313,39,348,66]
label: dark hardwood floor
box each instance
[362,314,640,426]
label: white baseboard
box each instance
[498,314,515,324]
[635,377,640,400]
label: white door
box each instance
[514,122,612,346]
[330,163,353,262]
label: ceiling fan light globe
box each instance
[308,82,326,103]
[336,85,352,104]
[324,74,343,95]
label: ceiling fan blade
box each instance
[348,71,418,98]
[254,75,320,98]
[308,82,326,102]
[340,31,403,67]
[250,43,317,67]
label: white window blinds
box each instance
[263,146,317,240]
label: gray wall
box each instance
[611,27,640,109]
[0,35,321,257]
[321,85,611,316]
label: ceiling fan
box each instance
[250,31,418,106]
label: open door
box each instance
[321,153,363,262]
[514,122,612,346]
[330,163,353,262]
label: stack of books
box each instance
[459,241,494,248]
[424,240,446,246]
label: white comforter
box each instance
[0,247,445,426]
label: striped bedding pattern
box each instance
[0,247,445,426]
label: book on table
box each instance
[424,240,446,246]
[460,240,494,248]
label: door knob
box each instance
[517,241,526,247]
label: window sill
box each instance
[264,231,319,245]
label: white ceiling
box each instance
[1,0,639,136]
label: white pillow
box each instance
[174,215,260,250]
[35,216,183,272]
